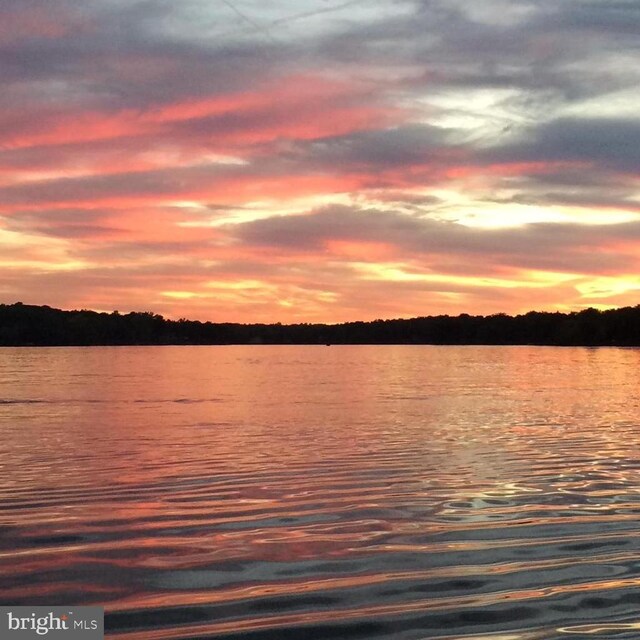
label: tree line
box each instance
[1,302,640,346]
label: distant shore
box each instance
[2,302,640,347]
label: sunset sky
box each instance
[1,0,639,323]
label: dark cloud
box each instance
[485,117,640,173]
[231,205,640,274]
[1,208,123,239]
[0,163,239,205]
[487,188,640,214]
[537,1,640,36]
[286,124,456,170]
[0,0,287,113]
[316,0,639,109]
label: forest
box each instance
[1,302,640,346]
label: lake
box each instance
[2,345,640,639]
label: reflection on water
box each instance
[2,345,640,638]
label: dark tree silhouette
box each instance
[1,302,639,346]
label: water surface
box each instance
[2,345,640,639]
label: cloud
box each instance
[230,204,640,274]
[286,124,457,169]
[537,1,640,36]
[485,117,640,173]
[1,0,640,320]
[1,208,123,239]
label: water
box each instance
[2,346,640,639]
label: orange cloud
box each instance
[2,75,398,153]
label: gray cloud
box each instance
[316,0,639,111]
[536,1,640,36]
[0,163,243,205]
[286,124,456,170]
[231,204,640,274]
[485,117,640,172]
[1,208,123,239]
[0,0,288,113]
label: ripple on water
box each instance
[2,345,640,639]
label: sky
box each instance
[1,0,639,323]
